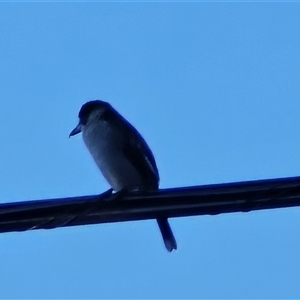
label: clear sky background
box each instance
[1,2,300,298]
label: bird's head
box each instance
[69,100,111,137]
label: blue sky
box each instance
[1,2,300,298]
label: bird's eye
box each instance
[80,116,89,125]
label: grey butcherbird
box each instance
[69,100,177,252]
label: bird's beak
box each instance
[69,123,82,138]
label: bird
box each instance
[69,100,177,252]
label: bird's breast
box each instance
[82,121,147,191]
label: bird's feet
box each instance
[108,189,130,201]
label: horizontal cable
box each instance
[1,176,300,233]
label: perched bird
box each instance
[70,100,177,252]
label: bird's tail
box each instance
[156,218,177,252]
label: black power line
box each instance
[1,176,300,234]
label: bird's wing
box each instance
[124,131,160,188]
[103,109,160,189]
